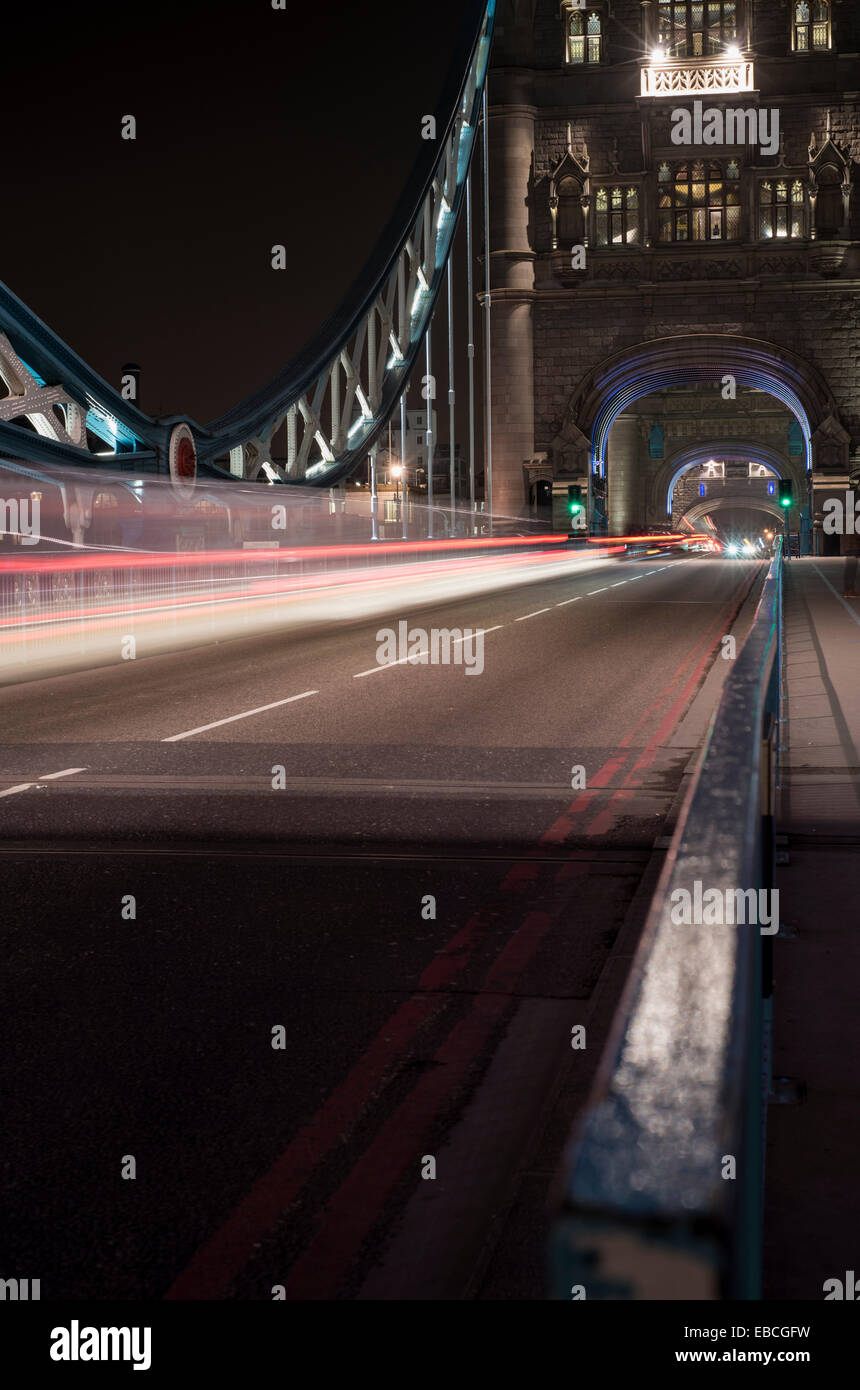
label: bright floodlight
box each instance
[391,464,403,478]
[726,44,741,59]
[651,47,665,61]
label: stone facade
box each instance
[488,0,860,547]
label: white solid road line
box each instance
[515,608,552,622]
[0,767,88,798]
[162,691,319,742]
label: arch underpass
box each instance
[663,443,789,519]
[569,334,833,474]
[663,448,800,538]
[558,333,847,550]
[679,495,788,529]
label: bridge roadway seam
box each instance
[0,765,86,798]
[0,561,764,1297]
[361,561,770,1298]
[281,572,751,1299]
[164,563,760,1299]
[0,561,755,811]
[286,561,767,1298]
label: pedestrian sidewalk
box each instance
[764,557,860,1299]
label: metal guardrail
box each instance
[549,542,783,1300]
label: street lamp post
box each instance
[391,464,403,535]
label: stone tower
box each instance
[487,0,860,550]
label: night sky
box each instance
[2,0,470,424]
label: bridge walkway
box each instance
[765,557,860,1299]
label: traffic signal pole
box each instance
[779,479,793,559]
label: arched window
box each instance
[557,177,584,245]
[794,1,831,52]
[658,2,737,59]
[594,187,640,246]
[759,180,806,239]
[815,165,843,238]
[568,11,602,64]
[658,160,741,242]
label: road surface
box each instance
[0,554,764,1299]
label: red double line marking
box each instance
[278,884,585,1300]
[166,565,758,1300]
[586,566,758,837]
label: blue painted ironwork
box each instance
[0,2,495,490]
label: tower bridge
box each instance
[2,1,858,557]
[0,1,857,1316]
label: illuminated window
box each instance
[594,187,640,246]
[759,180,805,239]
[658,2,737,58]
[568,11,602,64]
[794,1,831,52]
[658,160,741,242]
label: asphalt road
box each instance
[0,554,764,1300]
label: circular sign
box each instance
[168,422,197,500]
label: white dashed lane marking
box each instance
[0,767,88,798]
[163,692,319,742]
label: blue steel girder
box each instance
[0,1,494,488]
[0,282,161,466]
[197,0,496,484]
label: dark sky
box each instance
[2,0,471,424]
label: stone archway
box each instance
[680,495,788,529]
[552,334,847,548]
[558,333,844,476]
[655,442,798,522]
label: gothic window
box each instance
[794,1,831,52]
[568,10,603,64]
[657,160,741,242]
[594,187,640,246]
[657,2,737,59]
[759,180,806,239]
[557,177,585,245]
[815,164,844,238]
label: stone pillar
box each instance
[641,1,656,52]
[486,70,535,517]
[607,414,642,534]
